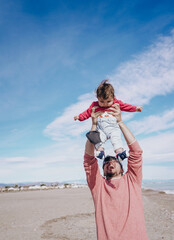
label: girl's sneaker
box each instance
[116,150,127,161]
[96,150,105,160]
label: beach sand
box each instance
[0,187,173,240]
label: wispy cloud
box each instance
[143,165,174,180]
[44,93,95,140]
[0,137,86,182]
[139,131,174,163]
[3,157,30,163]
[1,136,86,166]
[109,29,174,105]
[128,108,174,135]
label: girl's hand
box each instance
[74,115,79,121]
[91,107,103,126]
[136,106,143,112]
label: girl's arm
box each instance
[109,104,143,185]
[116,99,138,112]
[74,102,96,121]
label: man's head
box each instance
[96,80,115,108]
[103,156,124,179]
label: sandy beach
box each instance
[0,187,173,240]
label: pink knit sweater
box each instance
[84,141,148,240]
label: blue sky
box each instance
[0,0,174,183]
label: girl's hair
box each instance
[96,80,115,99]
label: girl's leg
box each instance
[110,128,124,153]
[96,148,105,160]
[97,147,105,151]
[114,147,124,155]
[114,148,127,161]
[95,129,107,160]
[95,129,107,150]
[109,127,127,161]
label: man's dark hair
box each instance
[103,156,124,175]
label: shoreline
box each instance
[142,187,174,195]
[1,185,174,196]
[0,188,173,240]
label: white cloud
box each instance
[1,136,86,167]
[0,136,87,183]
[44,93,95,140]
[3,157,30,163]
[139,131,174,164]
[128,108,174,135]
[143,165,174,180]
[109,29,174,105]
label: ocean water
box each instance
[142,179,174,194]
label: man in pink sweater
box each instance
[84,104,148,240]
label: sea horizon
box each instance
[0,179,174,194]
[142,179,174,194]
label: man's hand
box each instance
[108,103,135,145]
[108,103,122,123]
[91,107,103,130]
[85,107,102,156]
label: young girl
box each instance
[74,80,142,160]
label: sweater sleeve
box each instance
[78,102,95,121]
[127,141,143,186]
[84,153,102,191]
[116,99,137,112]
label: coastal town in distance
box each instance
[0,180,87,193]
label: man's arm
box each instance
[85,107,103,156]
[109,103,136,145]
[109,104,143,185]
[84,107,104,190]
